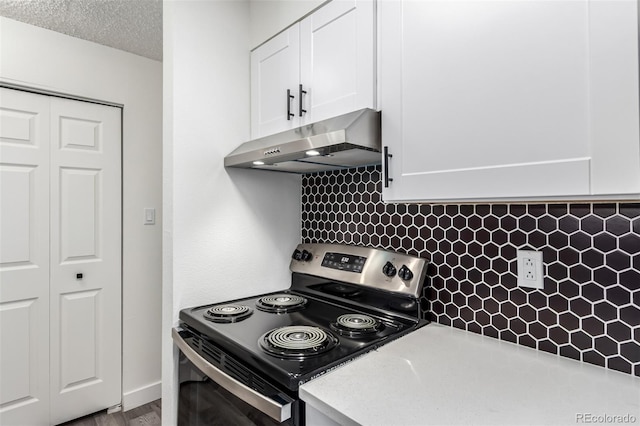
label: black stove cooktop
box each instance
[177,243,430,393]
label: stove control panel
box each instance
[290,243,428,299]
[321,252,367,273]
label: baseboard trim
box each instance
[122,380,162,411]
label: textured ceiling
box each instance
[0,0,162,61]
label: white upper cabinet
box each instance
[251,0,375,139]
[380,0,640,203]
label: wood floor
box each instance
[59,400,161,426]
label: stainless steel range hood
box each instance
[224,108,381,173]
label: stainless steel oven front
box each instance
[173,328,302,426]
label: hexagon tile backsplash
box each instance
[301,165,640,377]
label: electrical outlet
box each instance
[517,250,544,289]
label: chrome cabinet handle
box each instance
[172,328,292,422]
[299,84,307,116]
[287,89,294,120]
[384,146,393,188]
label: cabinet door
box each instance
[380,0,640,202]
[300,0,375,124]
[251,24,301,138]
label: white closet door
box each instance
[49,98,121,425]
[0,88,51,426]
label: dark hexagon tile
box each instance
[538,308,558,327]
[509,318,527,335]
[607,357,632,374]
[582,316,605,337]
[509,288,528,306]
[619,234,640,255]
[607,321,632,342]
[605,216,631,236]
[594,336,618,357]
[483,298,499,314]
[559,216,580,234]
[549,231,569,250]
[549,294,569,313]
[467,294,482,311]
[582,249,604,269]
[500,215,517,232]
[510,230,527,247]
[593,233,617,254]
[569,233,592,252]
[500,329,518,344]
[548,263,569,281]
[559,312,580,331]
[569,204,591,218]
[538,216,558,233]
[620,342,640,363]
[528,231,547,249]
[460,307,474,324]
[518,335,537,349]
[619,203,640,219]
[569,298,592,317]
[483,325,499,338]
[509,205,527,217]
[593,204,617,219]
[475,310,490,326]
[581,215,604,235]
[594,301,618,322]
[606,286,631,306]
[492,313,508,330]
[549,204,568,218]
[518,216,537,233]
[518,305,536,323]
[528,204,546,218]
[529,322,548,340]
[593,266,617,287]
[558,248,580,266]
[559,345,581,361]
[549,326,569,345]
[529,292,548,310]
[583,350,606,367]
[619,306,640,327]
[570,264,592,284]
[538,339,558,355]
[569,330,592,350]
[559,281,579,299]
[606,250,631,272]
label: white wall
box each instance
[0,17,163,410]
[249,0,326,48]
[162,1,302,424]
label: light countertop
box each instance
[299,324,640,426]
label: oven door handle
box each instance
[172,328,292,422]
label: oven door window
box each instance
[178,350,299,426]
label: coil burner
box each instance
[259,326,338,358]
[330,313,383,337]
[256,294,308,313]
[204,304,253,323]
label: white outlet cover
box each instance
[517,250,544,289]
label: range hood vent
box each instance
[224,108,381,174]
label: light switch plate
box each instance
[144,207,155,225]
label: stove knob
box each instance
[398,265,414,281]
[382,261,397,277]
[292,249,303,261]
[301,250,312,261]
